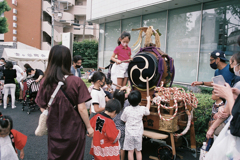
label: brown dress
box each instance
[35,75,91,160]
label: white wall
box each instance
[87,0,171,21]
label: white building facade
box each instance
[87,0,240,84]
[42,0,99,50]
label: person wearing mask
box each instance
[71,55,82,78]
[191,50,234,87]
[26,68,44,83]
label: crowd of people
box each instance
[0,31,240,160]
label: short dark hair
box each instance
[73,55,82,63]
[88,71,106,83]
[5,61,13,69]
[113,89,125,109]
[128,90,141,106]
[106,78,112,85]
[0,58,6,62]
[26,68,34,75]
[105,99,121,114]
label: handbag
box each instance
[35,81,64,136]
[214,122,225,136]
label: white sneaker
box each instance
[3,106,7,109]
[12,106,16,109]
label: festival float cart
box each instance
[128,26,198,160]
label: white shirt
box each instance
[13,65,23,83]
[121,105,150,136]
[90,88,106,113]
[0,136,19,160]
[75,69,78,77]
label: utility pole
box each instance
[82,20,85,41]
[51,0,55,47]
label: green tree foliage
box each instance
[73,40,98,68]
[0,0,11,34]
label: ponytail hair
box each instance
[88,71,106,83]
[0,113,13,131]
[117,31,131,45]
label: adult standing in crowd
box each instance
[35,45,93,160]
[26,68,44,83]
[0,58,6,80]
[3,61,16,109]
[191,50,234,87]
[205,74,240,159]
[13,64,24,101]
[99,60,115,79]
[71,55,82,78]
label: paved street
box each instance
[1,101,199,160]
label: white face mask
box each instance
[234,64,240,76]
[27,74,34,78]
[121,41,127,47]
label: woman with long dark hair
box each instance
[35,45,93,160]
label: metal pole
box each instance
[51,0,55,47]
[83,20,85,41]
[196,3,203,82]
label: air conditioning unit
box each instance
[13,8,17,14]
[12,0,17,6]
[13,29,17,35]
[13,16,17,21]
[13,36,17,42]
[13,23,17,28]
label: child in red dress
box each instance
[90,99,122,160]
[0,112,27,160]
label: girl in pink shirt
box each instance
[111,31,132,89]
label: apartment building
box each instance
[4,0,99,50]
[42,0,99,50]
[4,0,42,49]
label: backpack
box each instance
[230,95,240,137]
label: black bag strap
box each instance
[60,88,76,108]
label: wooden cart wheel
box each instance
[157,144,176,160]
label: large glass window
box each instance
[104,21,121,67]
[198,0,240,82]
[98,24,104,68]
[121,16,141,57]
[142,11,167,52]
[166,5,201,83]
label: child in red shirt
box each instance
[90,99,122,160]
[111,31,132,89]
[0,112,27,160]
